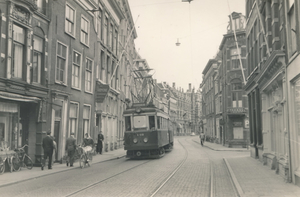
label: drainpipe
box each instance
[285,65,292,183]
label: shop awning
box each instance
[0,91,40,103]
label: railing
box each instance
[227,107,247,114]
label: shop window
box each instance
[233,127,243,139]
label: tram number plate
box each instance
[137,133,144,137]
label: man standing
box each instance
[65,132,76,167]
[42,130,54,170]
[199,131,205,146]
[96,131,104,154]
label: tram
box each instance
[123,103,174,159]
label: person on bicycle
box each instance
[200,131,206,146]
[82,133,94,161]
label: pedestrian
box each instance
[52,136,57,165]
[65,132,76,167]
[200,131,205,146]
[96,131,104,154]
[42,130,54,170]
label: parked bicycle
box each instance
[0,141,14,174]
[11,144,33,171]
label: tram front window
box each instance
[125,116,131,131]
[149,116,155,129]
[133,116,147,129]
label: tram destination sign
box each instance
[95,81,110,103]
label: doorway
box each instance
[53,121,60,162]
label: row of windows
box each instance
[68,102,91,139]
[56,42,93,93]
[11,24,45,84]
[65,3,118,55]
[124,115,171,131]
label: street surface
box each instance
[0,137,249,197]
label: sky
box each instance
[127,0,245,91]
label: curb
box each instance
[192,139,249,152]
[223,158,245,197]
[0,154,126,188]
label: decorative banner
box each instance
[95,81,110,103]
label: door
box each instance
[54,121,60,161]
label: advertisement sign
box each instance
[95,81,110,103]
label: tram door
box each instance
[54,121,60,161]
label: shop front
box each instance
[0,91,47,168]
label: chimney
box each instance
[189,83,191,91]
[173,82,175,88]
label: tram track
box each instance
[65,159,152,197]
[65,139,188,197]
[65,137,238,197]
[191,139,239,197]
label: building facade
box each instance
[0,0,51,165]
[219,12,249,148]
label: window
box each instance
[12,24,25,79]
[33,36,43,83]
[56,42,67,83]
[107,56,111,84]
[72,51,81,88]
[157,117,161,129]
[65,4,75,36]
[109,23,113,48]
[83,105,91,137]
[85,58,93,92]
[104,17,108,45]
[149,116,155,129]
[81,17,89,45]
[97,10,102,39]
[288,0,296,56]
[37,0,46,14]
[231,79,243,107]
[69,102,79,137]
[113,29,118,54]
[125,116,131,131]
[133,116,147,129]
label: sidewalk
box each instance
[0,148,126,188]
[193,139,300,196]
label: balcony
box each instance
[227,107,247,115]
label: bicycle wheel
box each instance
[24,155,33,170]
[11,156,21,172]
[0,157,5,174]
[79,155,86,169]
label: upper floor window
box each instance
[287,0,297,56]
[231,79,243,107]
[97,10,102,39]
[33,36,43,83]
[12,24,25,79]
[113,29,118,55]
[56,42,67,83]
[37,0,46,14]
[104,16,108,45]
[85,58,93,92]
[65,4,75,36]
[72,51,81,89]
[81,16,89,46]
[109,23,113,49]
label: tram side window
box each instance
[125,116,131,131]
[149,116,155,129]
[157,117,161,129]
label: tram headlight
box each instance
[143,137,148,143]
[133,138,138,144]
